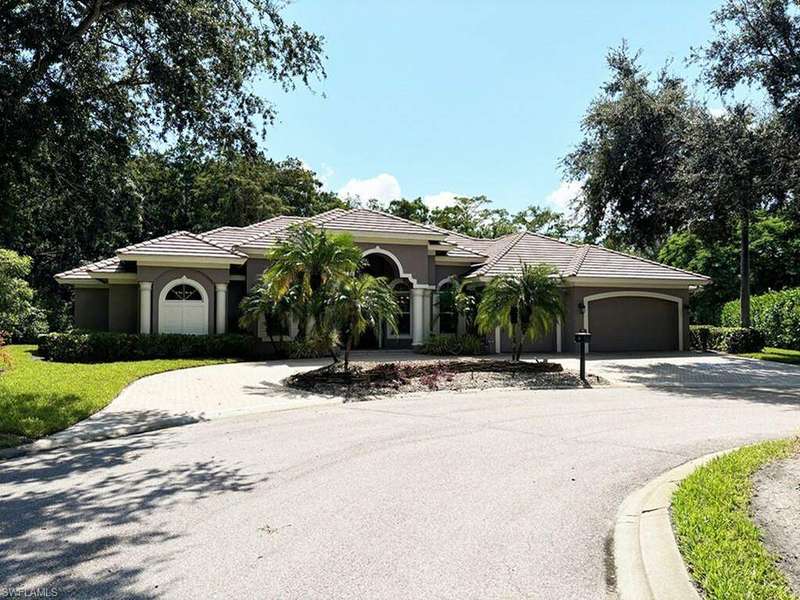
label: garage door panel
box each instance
[588,297,678,352]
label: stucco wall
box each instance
[137,266,229,334]
[498,326,557,353]
[433,264,474,287]
[246,258,268,291]
[74,287,109,331]
[357,242,430,285]
[564,286,690,352]
[108,284,138,333]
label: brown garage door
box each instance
[588,296,678,352]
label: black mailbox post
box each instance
[574,330,592,381]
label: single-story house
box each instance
[55,207,709,353]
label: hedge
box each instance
[416,334,487,356]
[721,288,800,350]
[689,326,765,353]
[38,332,262,362]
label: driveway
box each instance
[2,355,800,599]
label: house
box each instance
[55,208,709,353]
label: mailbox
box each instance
[574,331,592,344]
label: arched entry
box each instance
[158,277,209,335]
[357,250,414,348]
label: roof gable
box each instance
[117,231,246,260]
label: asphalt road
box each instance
[3,383,800,599]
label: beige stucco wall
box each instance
[73,287,109,331]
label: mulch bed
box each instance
[286,358,606,399]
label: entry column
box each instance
[139,281,152,334]
[215,283,228,334]
[411,287,425,346]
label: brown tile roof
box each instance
[117,231,246,259]
[236,208,347,250]
[469,232,578,277]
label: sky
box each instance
[256,0,725,214]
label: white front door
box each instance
[159,281,209,335]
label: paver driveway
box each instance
[2,355,800,599]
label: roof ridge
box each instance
[584,244,710,280]
[567,245,590,276]
[475,231,526,275]
[116,230,189,254]
[522,230,579,248]
[235,208,344,248]
[203,225,242,235]
[191,231,247,257]
[356,207,449,236]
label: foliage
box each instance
[721,288,800,350]
[689,326,765,353]
[327,274,399,369]
[38,332,260,363]
[416,334,486,356]
[477,264,564,361]
[658,213,800,323]
[238,278,302,354]
[740,347,800,365]
[373,195,577,241]
[0,1,326,327]
[562,43,693,253]
[286,338,330,360]
[0,345,230,447]
[0,249,48,342]
[0,332,11,372]
[453,283,481,334]
[672,439,798,600]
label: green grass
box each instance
[0,344,233,448]
[740,347,800,365]
[672,439,800,600]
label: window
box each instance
[393,281,411,336]
[165,284,203,301]
[437,283,458,335]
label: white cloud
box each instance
[338,173,402,204]
[709,106,727,118]
[546,180,583,213]
[422,191,458,210]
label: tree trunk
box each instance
[740,209,751,328]
[344,337,352,371]
[513,324,522,362]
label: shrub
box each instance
[0,249,48,342]
[689,325,765,353]
[721,288,800,350]
[38,331,260,362]
[286,338,329,359]
[0,331,11,371]
[416,334,486,356]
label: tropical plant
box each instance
[477,264,565,361]
[0,249,48,341]
[327,275,399,370]
[238,279,300,354]
[264,224,364,347]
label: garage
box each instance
[584,292,682,352]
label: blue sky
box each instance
[257,0,724,214]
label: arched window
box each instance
[392,281,411,337]
[165,284,203,301]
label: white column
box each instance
[556,319,563,353]
[411,287,425,346]
[139,281,152,334]
[495,326,502,354]
[422,289,433,342]
[215,283,228,334]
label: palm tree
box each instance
[477,263,564,361]
[327,274,399,370]
[238,278,299,355]
[265,224,364,345]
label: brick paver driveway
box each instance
[2,353,800,599]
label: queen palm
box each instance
[327,274,399,370]
[477,263,564,362]
[265,224,364,340]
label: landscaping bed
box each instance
[286,358,605,399]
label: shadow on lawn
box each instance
[0,434,265,598]
[0,392,86,441]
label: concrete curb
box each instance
[611,447,738,600]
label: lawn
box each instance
[0,344,233,449]
[672,439,800,600]
[740,347,800,365]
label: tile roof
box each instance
[236,208,346,250]
[117,231,246,260]
[469,232,578,277]
[55,256,124,280]
[570,246,710,281]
